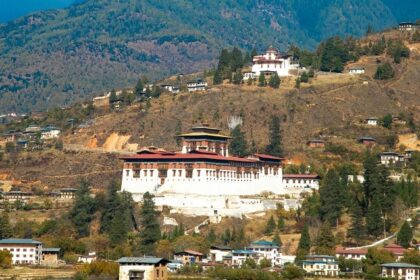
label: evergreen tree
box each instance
[232,69,243,85]
[100,180,120,233]
[397,221,413,248]
[231,47,243,71]
[374,63,394,80]
[347,199,366,244]
[230,125,248,157]
[319,169,343,226]
[315,222,335,255]
[300,72,309,83]
[295,223,311,263]
[0,212,13,239]
[268,73,281,88]
[217,49,232,80]
[258,73,267,87]
[134,78,144,96]
[265,215,276,235]
[251,48,258,59]
[109,89,117,103]
[273,231,282,247]
[366,196,383,238]
[175,120,182,146]
[207,228,217,244]
[277,216,285,231]
[381,114,393,129]
[265,115,282,157]
[222,228,232,245]
[139,192,161,255]
[213,69,223,85]
[363,150,379,209]
[295,77,301,88]
[69,180,96,237]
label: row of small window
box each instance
[284,179,314,184]
[306,264,337,269]
[4,248,35,252]
[11,254,34,258]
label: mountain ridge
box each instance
[0,0,418,113]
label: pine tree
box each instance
[300,72,309,83]
[366,196,383,238]
[347,199,366,244]
[134,78,144,96]
[109,89,117,103]
[265,215,276,235]
[213,69,223,85]
[265,115,282,157]
[217,49,232,80]
[295,223,311,263]
[315,222,335,255]
[69,180,96,237]
[0,212,13,239]
[268,73,281,88]
[222,228,231,245]
[363,150,379,209]
[258,73,267,87]
[232,69,243,85]
[230,47,243,71]
[397,221,413,248]
[319,169,343,226]
[273,231,282,247]
[207,228,216,244]
[139,192,161,255]
[251,48,258,59]
[230,125,248,157]
[277,217,285,231]
[374,63,394,80]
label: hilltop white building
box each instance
[120,125,285,217]
[249,47,295,78]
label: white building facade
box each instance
[0,239,42,265]
[251,47,294,77]
[120,125,285,217]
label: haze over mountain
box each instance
[0,0,418,113]
[0,0,77,23]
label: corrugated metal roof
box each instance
[117,257,170,265]
[381,263,420,268]
[0,239,41,245]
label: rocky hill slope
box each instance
[0,0,418,113]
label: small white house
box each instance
[117,257,170,280]
[78,252,97,263]
[187,79,207,92]
[302,255,339,276]
[160,85,180,94]
[381,263,420,280]
[41,126,61,140]
[231,250,258,267]
[246,240,280,267]
[380,152,406,166]
[252,47,293,77]
[366,117,378,126]
[399,22,417,31]
[243,72,257,81]
[349,67,365,75]
[210,245,232,262]
[335,247,367,260]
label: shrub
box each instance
[0,250,12,268]
[374,63,394,80]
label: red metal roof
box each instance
[254,154,284,161]
[383,244,406,255]
[283,174,320,179]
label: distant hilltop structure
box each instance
[399,22,419,31]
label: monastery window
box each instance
[150,170,154,176]
[144,170,147,176]
[158,169,168,178]
[173,170,176,176]
[133,169,141,178]
[125,170,129,177]
[206,170,209,176]
[178,170,182,176]
[197,170,201,177]
[186,169,193,178]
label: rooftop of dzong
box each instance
[0,239,42,245]
[283,174,320,179]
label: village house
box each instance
[78,252,97,263]
[1,190,33,201]
[160,85,180,94]
[380,152,406,167]
[186,79,207,92]
[243,71,257,81]
[383,244,406,261]
[282,174,320,194]
[302,255,339,276]
[0,239,43,265]
[41,126,61,140]
[167,260,183,273]
[393,116,407,125]
[173,250,203,265]
[365,117,379,126]
[41,248,61,266]
[231,250,258,267]
[335,247,367,260]
[209,245,232,262]
[381,263,420,280]
[251,47,295,77]
[307,139,326,148]
[399,22,418,31]
[117,257,170,280]
[349,67,365,75]
[358,136,377,147]
[25,125,41,133]
[246,240,280,266]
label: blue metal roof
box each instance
[0,239,41,245]
[117,257,170,265]
[381,263,420,269]
[249,240,279,248]
[232,250,256,255]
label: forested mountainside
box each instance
[0,0,418,113]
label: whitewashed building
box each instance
[246,240,280,267]
[381,263,420,280]
[380,152,406,166]
[210,245,232,262]
[349,67,365,75]
[335,247,367,260]
[41,126,61,140]
[231,250,258,267]
[302,255,339,276]
[282,174,320,197]
[399,22,418,31]
[243,72,257,81]
[252,47,293,77]
[117,257,170,280]
[160,85,180,94]
[187,79,207,92]
[366,117,378,126]
[0,239,42,265]
[120,125,284,217]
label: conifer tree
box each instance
[265,215,276,235]
[277,217,285,231]
[295,223,311,263]
[366,196,383,238]
[230,125,248,157]
[109,89,117,103]
[315,222,335,255]
[300,72,309,83]
[268,73,281,88]
[213,69,223,85]
[69,180,96,237]
[207,228,216,244]
[222,228,231,245]
[134,78,144,96]
[347,199,366,244]
[139,192,161,255]
[232,69,243,85]
[231,47,243,71]
[251,48,258,59]
[319,169,343,226]
[397,221,413,248]
[265,115,282,157]
[273,231,282,247]
[258,73,267,87]
[0,212,13,239]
